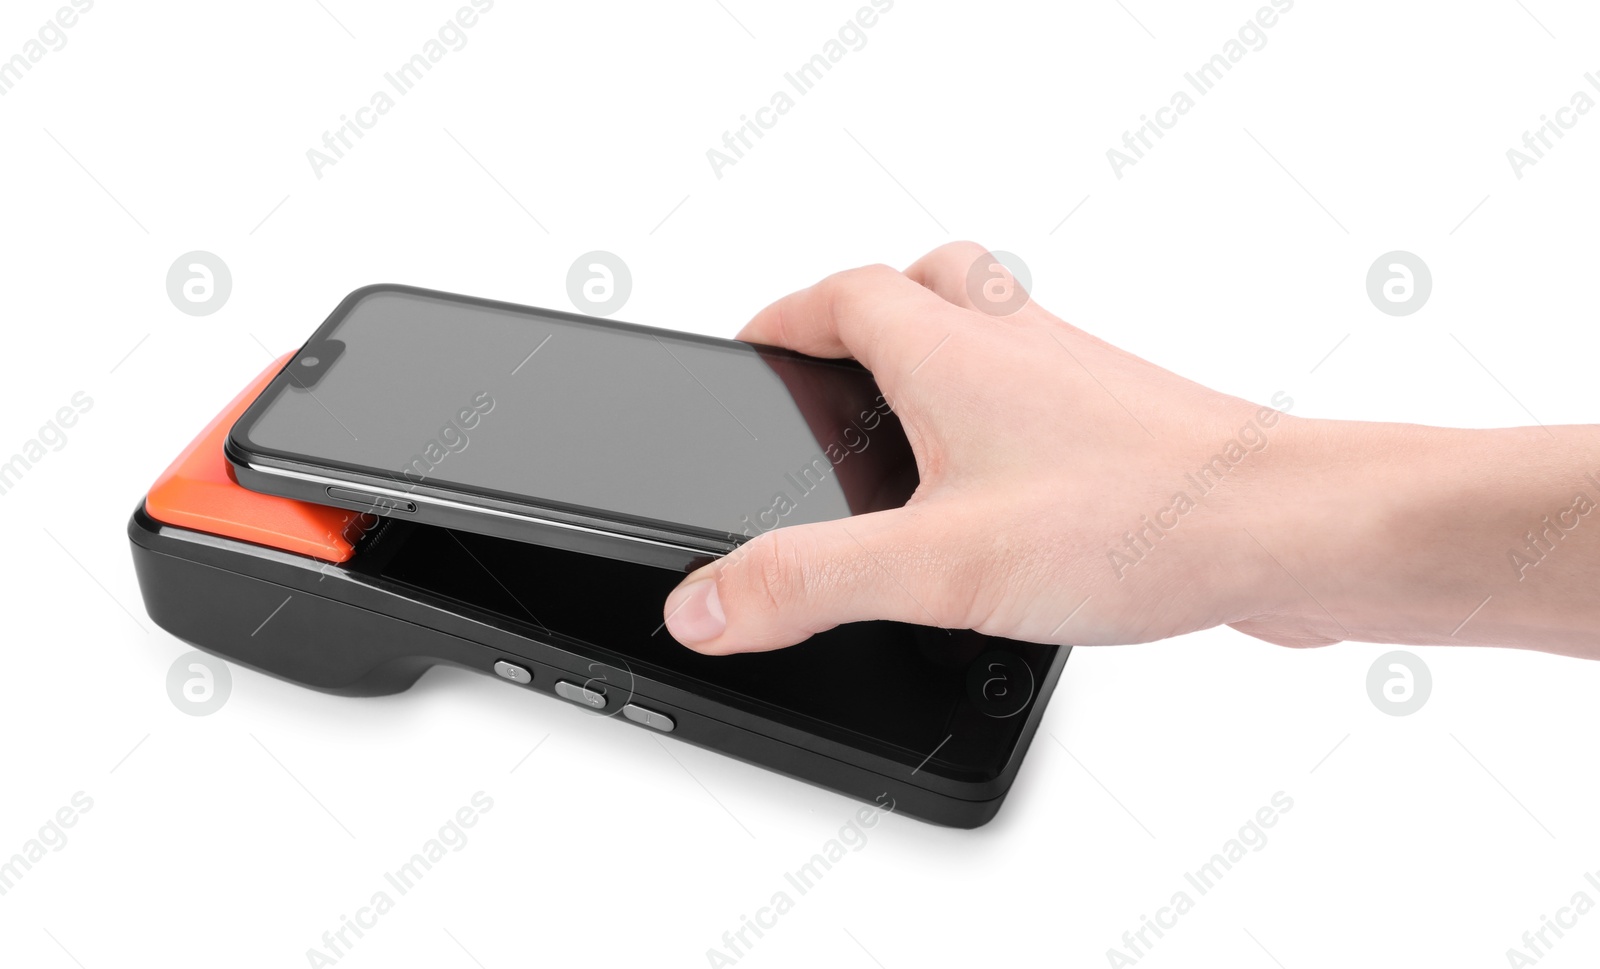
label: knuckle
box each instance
[925,562,983,630]
[908,518,998,630]
[823,263,898,311]
[817,265,908,362]
[936,240,991,266]
[851,262,902,283]
[730,530,806,622]
[855,517,974,631]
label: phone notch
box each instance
[286,338,346,390]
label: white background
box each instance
[3,1,1599,966]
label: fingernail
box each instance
[665,579,725,646]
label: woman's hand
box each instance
[664,243,1600,660]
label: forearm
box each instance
[1253,419,1600,657]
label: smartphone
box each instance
[225,284,918,570]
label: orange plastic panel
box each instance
[144,354,373,562]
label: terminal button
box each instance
[492,660,531,685]
[622,704,675,732]
[554,679,607,710]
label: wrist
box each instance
[1241,417,1599,650]
[1237,417,1439,643]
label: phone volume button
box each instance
[325,486,416,514]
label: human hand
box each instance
[663,243,1600,659]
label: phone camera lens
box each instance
[300,355,321,367]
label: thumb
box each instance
[663,510,959,654]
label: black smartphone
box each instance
[225,284,918,570]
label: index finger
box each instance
[736,263,965,380]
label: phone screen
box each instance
[234,287,918,542]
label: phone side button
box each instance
[326,486,416,514]
[622,704,675,733]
